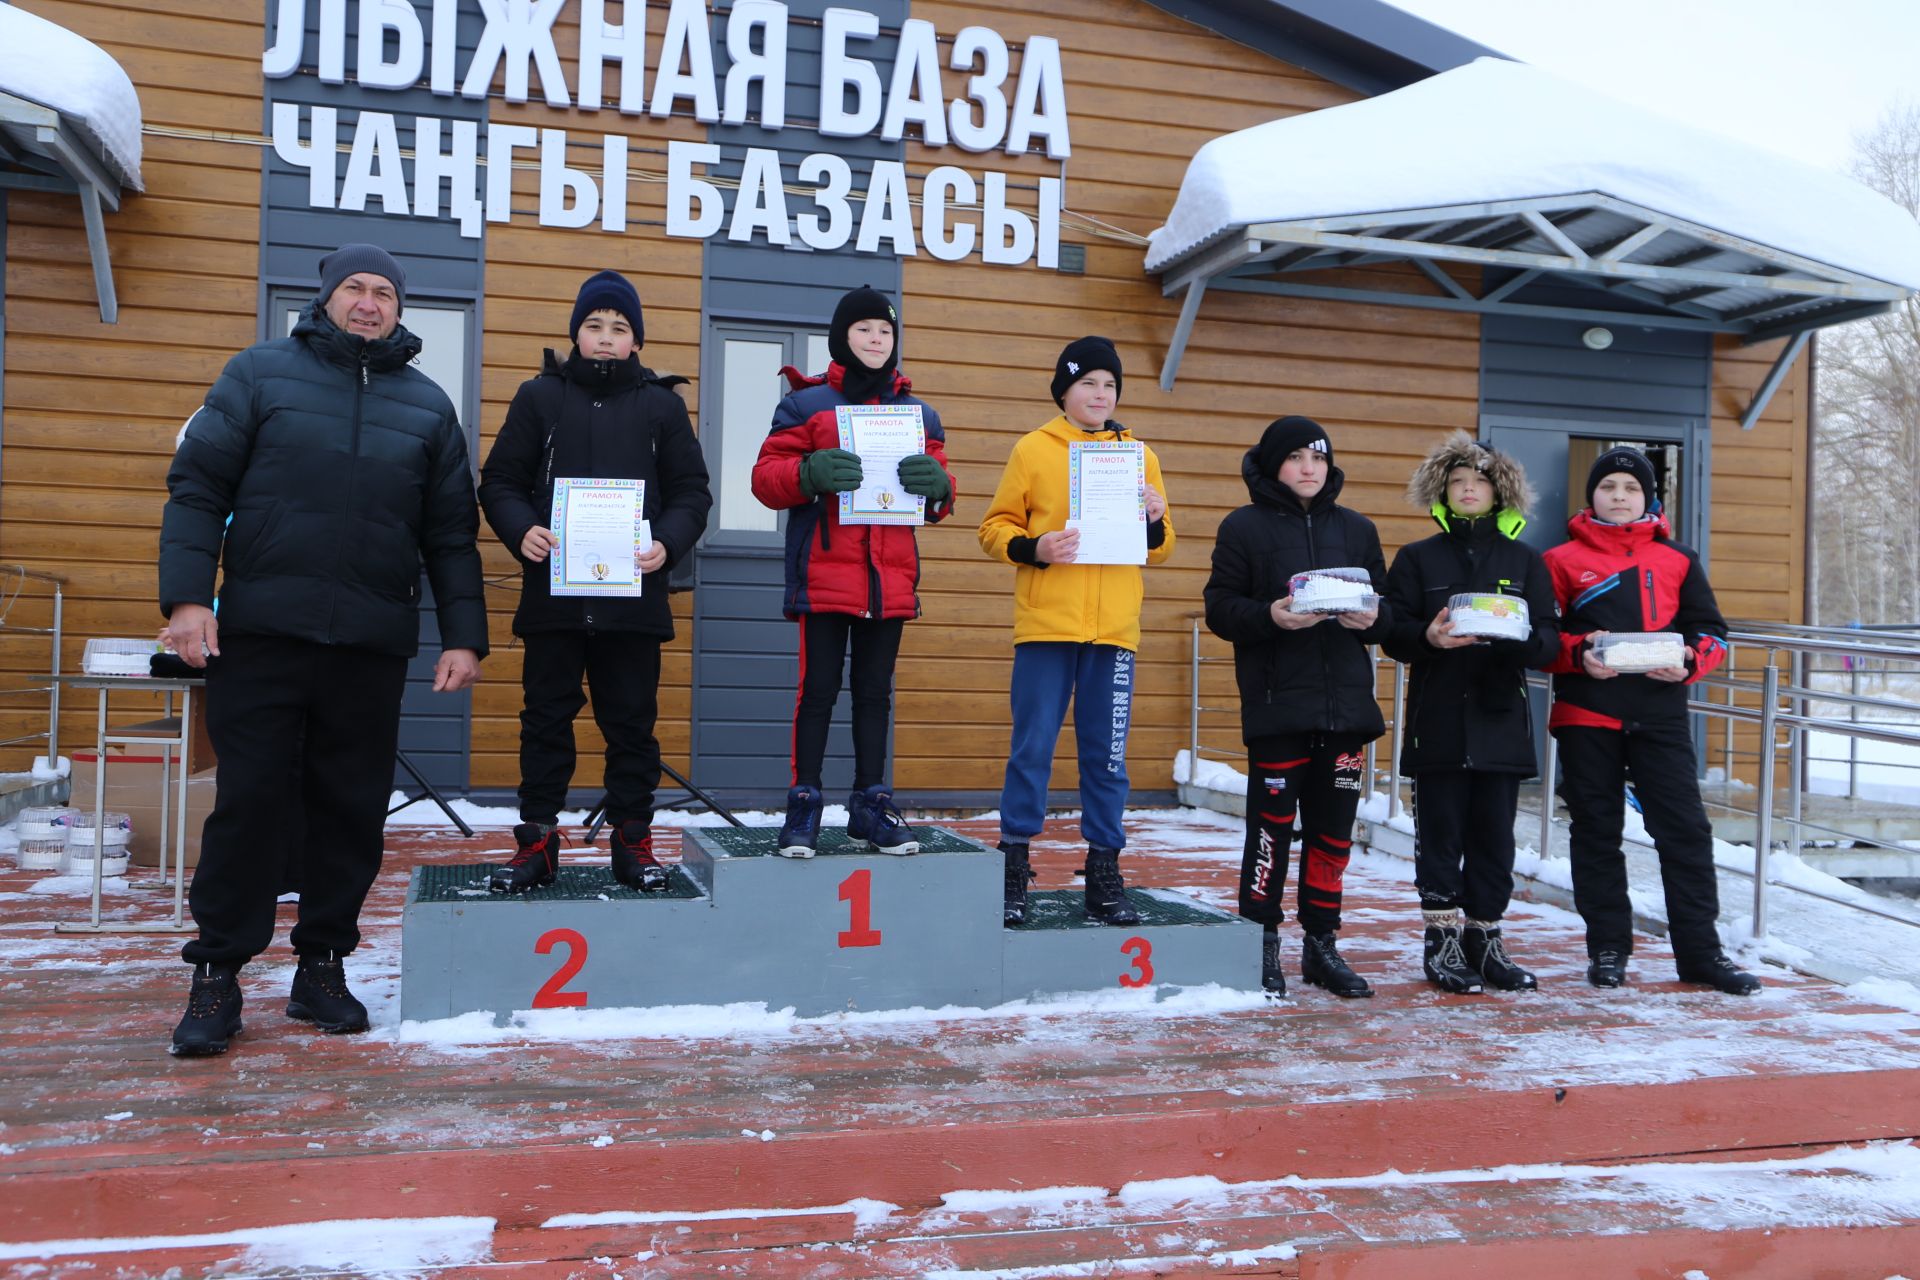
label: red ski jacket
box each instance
[1542,510,1728,731]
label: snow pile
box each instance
[1171,749,1246,794]
[1147,57,1920,289]
[0,5,143,189]
[0,1215,495,1272]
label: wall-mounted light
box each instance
[1581,326,1615,351]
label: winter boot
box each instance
[490,822,562,894]
[170,962,243,1057]
[1083,847,1141,926]
[776,785,824,858]
[286,952,369,1034]
[1423,925,1484,994]
[1001,840,1036,927]
[1587,949,1629,988]
[1676,951,1763,996]
[847,785,919,854]
[1261,925,1287,998]
[611,821,669,892]
[1463,922,1536,991]
[1301,931,1373,998]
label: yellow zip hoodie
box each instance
[978,415,1175,651]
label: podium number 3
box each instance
[838,869,883,948]
[1119,936,1153,988]
[533,928,589,1008]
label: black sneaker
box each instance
[170,963,243,1057]
[848,785,919,854]
[1000,840,1035,927]
[1676,951,1762,996]
[611,821,669,892]
[1423,925,1485,994]
[777,785,823,858]
[1302,931,1373,998]
[286,952,370,1033]
[1261,927,1287,998]
[1587,949,1629,988]
[490,822,562,894]
[1463,925,1535,991]
[1083,847,1141,926]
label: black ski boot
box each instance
[1463,924,1536,991]
[490,822,562,894]
[1261,925,1287,998]
[170,963,243,1057]
[1423,926,1484,994]
[1001,840,1036,927]
[1083,847,1141,926]
[1587,949,1629,988]
[1676,951,1762,996]
[1301,931,1372,998]
[611,821,670,892]
[286,952,370,1033]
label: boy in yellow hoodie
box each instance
[979,337,1175,928]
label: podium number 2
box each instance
[1119,936,1154,988]
[533,928,589,1008]
[837,869,883,948]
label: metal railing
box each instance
[0,566,65,765]
[1185,614,1920,940]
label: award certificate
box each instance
[836,404,927,526]
[1065,440,1147,566]
[550,477,649,597]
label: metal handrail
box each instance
[0,566,64,766]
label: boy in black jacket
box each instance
[1383,433,1559,994]
[478,271,713,894]
[1543,448,1759,995]
[1203,416,1391,999]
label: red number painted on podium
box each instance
[533,927,589,1008]
[1119,935,1154,988]
[837,869,883,948]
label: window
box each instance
[278,297,475,438]
[705,325,829,540]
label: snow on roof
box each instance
[1146,57,1920,290]
[0,4,143,190]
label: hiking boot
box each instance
[1676,951,1762,996]
[170,963,243,1057]
[611,821,669,892]
[1302,931,1373,998]
[1587,949,1629,988]
[1000,840,1036,927]
[1423,925,1485,994]
[777,785,823,858]
[490,822,562,894]
[1083,846,1141,926]
[1261,927,1287,998]
[847,785,918,854]
[286,952,369,1034]
[1463,924,1536,991]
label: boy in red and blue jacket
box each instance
[751,286,955,856]
[1543,447,1758,995]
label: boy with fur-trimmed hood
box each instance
[1383,433,1559,993]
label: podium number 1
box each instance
[533,928,589,1008]
[837,869,883,948]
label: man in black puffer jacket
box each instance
[159,243,487,1056]
[1382,433,1558,995]
[1204,416,1392,1001]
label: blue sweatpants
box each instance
[998,641,1134,850]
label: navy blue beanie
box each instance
[1585,446,1659,510]
[318,243,406,315]
[569,270,644,348]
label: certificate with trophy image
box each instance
[550,477,650,597]
[835,404,927,526]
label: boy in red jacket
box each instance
[751,287,955,856]
[1543,447,1759,995]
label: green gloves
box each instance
[799,448,863,496]
[897,453,951,503]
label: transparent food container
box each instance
[1288,567,1380,614]
[17,805,78,841]
[17,837,68,872]
[81,637,162,677]
[1447,593,1531,640]
[67,811,133,878]
[1591,631,1687,673]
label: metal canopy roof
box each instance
[0,89,124,323]
[1157,191,1910,392]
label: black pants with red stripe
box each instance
[792,612,905,791]
[1238,733,1368,933]
[1410,769,1522,921]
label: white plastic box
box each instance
[1288,567,1379,614]
[81,638,161,677]
[1447,593,1531,641]
[1591,631,1687,673]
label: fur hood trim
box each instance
[1406,430,1534,519]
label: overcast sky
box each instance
[1382,0,1920,173]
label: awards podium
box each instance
[401,826,1261,1021]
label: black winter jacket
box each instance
[1381,511,1560,775]
[1203,451,1391,744]
[158,303,488,659]
[479,349,712,638]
